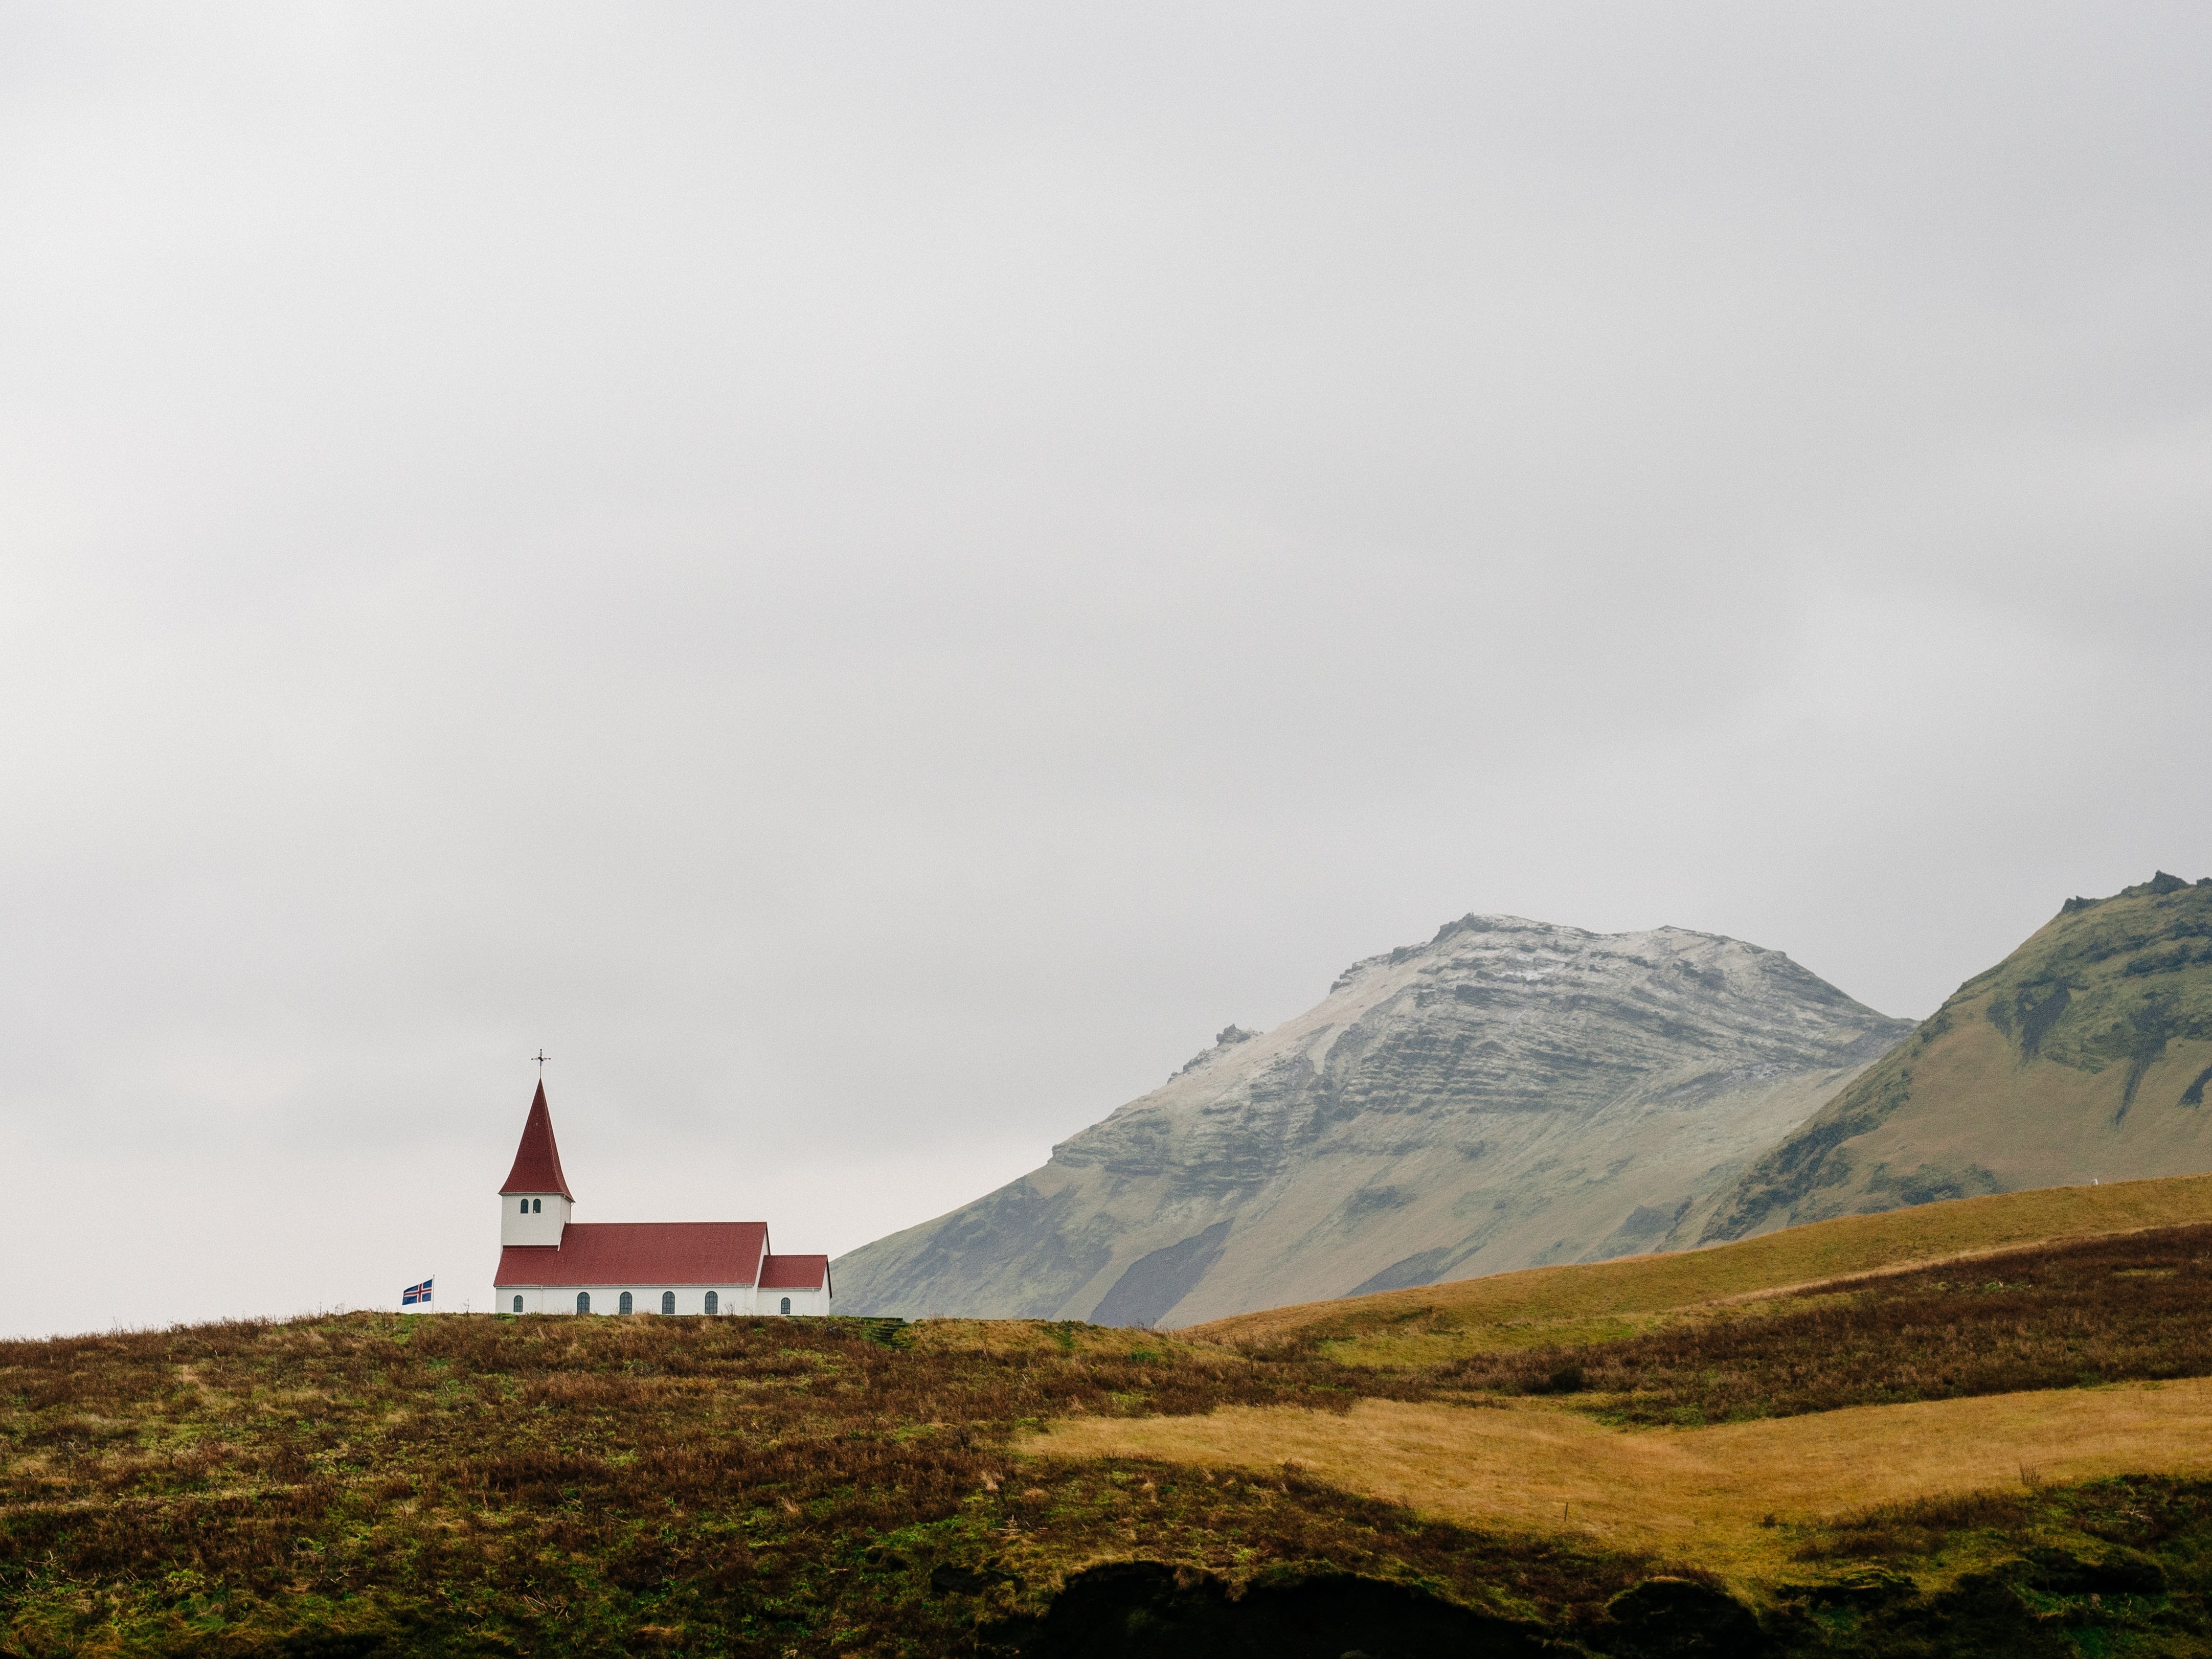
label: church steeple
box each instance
[501,1080,574,1201]
[500,1081,574,1248]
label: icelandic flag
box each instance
[401,1279,433,1307]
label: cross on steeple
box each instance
[534,1049,550,1076]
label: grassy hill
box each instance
[0,1311,1635,1656]
[14,1180,2212,1655]
[1694,873,2212,1242]
[1187,1168,2212,1367]
[1044,1202,2212,1647]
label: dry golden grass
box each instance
[1189,1171,2212,1368]
[1022,1378,2212,1579]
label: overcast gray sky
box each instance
[3,3,2206,1338]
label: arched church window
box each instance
[619,1291,634,1315]
[704,1291,717,1315]
[512,1296,523,1314]
[780,1297,792,1315]
[661,1291,675,1315]
[519,1198,528,1213]
[577,1292,590,1314]
[532,1198,542,1213]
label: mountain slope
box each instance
[1696,873,2212,1243]
[834,914,1911,1325]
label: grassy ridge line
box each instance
[1186,1171,2212,1354]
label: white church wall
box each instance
[504,1284,755,1315]
[490,1283,834,1315]
[764,1285,831,1316]
[500,1193,570,1247]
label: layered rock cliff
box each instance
[834,914,1912,1325]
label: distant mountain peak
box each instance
[835,911,1910,1325]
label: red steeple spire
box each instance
[500,1080,575,1200]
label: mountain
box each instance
[833,914,1912,1325]
[1697,873,2212,1243]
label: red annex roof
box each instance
[759,1254,831,1292]
[494,1221,769,1287]
[500,1082,575,1201]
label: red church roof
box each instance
[499,1082,575,1200]
[494,1221,770,1287]
[759,1254,831,1292]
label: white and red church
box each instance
[492,1082,831,1317]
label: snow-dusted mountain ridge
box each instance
[832,914,1912,1325]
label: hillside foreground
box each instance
[12,1175,2212,1654]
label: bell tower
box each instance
[500,1080,575,1247]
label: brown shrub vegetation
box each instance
[0,1313,1621,1656]
[1437,1223,2212,1423]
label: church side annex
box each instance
[491,1082,831,1316]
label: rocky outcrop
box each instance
[1697,875,2212,1243]
[834,914,1912,1324]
